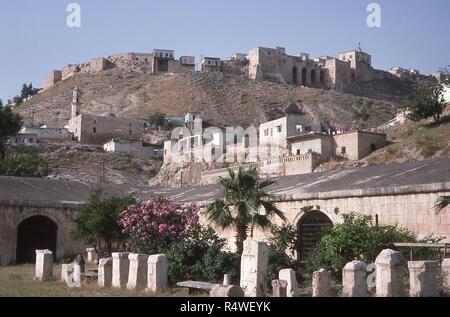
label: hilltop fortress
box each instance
[41,46,432,91]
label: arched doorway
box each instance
[297,211,333,261]
[311,69,316,85]
[301,68,307,86]
[16,216,57,264]
[292,67,298,85]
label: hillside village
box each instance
[7,45,450,187]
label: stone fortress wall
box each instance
[41,45,436,91]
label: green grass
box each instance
[0,265,190,297]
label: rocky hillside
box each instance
[9,144,162,185]
[15,69,403,130]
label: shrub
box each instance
[268,224,301,284]
[120,197,199,254]
[306,213,444,279]
[167,225,239,285]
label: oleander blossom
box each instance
[119,198,199,253]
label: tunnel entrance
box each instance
[16,216,57,264]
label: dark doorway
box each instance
[157,59,169,72]
[16,216,57,264]
[311,69,316,85]
[297,211,333,261]
[320,70,325,84]
[301,68,307,86]
[292,67,298,85]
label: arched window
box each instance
[297,211,333,261]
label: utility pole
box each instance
[180,170,183,188]
[100,160,106,183]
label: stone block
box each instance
[442,259,450,294]
[342,261,367,297]
[240,240,269,297]
[271,279,288,297]
[61,263,74,283]
[35,250,53,281]
[278,268,298,297]
[112,252,130,288]
[375,249,405,297]
[408,261,439,297]
[86,248,98,263]
[146,254,168,293]
[127,253,149,290]
[210,285,245,297]
[98,257,113,288]
[312,269,332,297]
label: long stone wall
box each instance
[200,183,450,252]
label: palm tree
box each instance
[204,167,286,255]
[435,196,450,212]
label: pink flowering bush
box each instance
[120,197,199,254]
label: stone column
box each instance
[61,263,74,283]
[210,285,245,297]
[72,263,82,288]
[35,250,53,281]
[408,261,439,297]
[240,240,269,297]
[127,253,149,290]
[272,280,287,297]
[86,248,98,263]
[375,249,405,297]
[146,254,168,293]
[112,252,130,288]
[442,259,450,294]
[279,268,298,297]
[342,261,368,297]
[312,269,332,297]
[223,274,230,286]
[98,257,113,288]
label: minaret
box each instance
[71,86,81,118]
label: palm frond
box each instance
[435,196,450,212]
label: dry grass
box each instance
[0,264,187,297]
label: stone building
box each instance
[248,47,325,87]
[19,126,71,143]
[103,139,159,159]
[6,133,38,145]
[65,87,146,145]
[201,57,222,72]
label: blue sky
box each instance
[0,0,449,103]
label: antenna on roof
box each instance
[358,42,362,52]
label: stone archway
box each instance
[297,210,333,261]
[311,69,316,85]
[292,66,298,85]
[16,216,58,264]
[301,68,307,86]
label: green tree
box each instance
[0,106,22,158]
[352,98,373,129]
[72,191,137,257]
[148,111,167,128]
[0,148,50,177]
[405,81,445,123]
[204,168,286,255]
[0,99,3,107]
